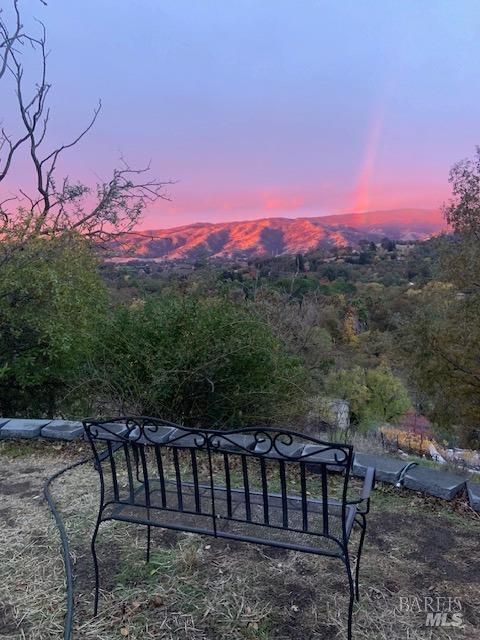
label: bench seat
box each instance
[104,480,357,556]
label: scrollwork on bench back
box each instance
[82,415,352,466]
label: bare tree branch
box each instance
[0,0,31,181]
[0,0,21,81]
[0,1,174,244]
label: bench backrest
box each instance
[83,416,354,547]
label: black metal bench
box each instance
[83,416,375,639]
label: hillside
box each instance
[109,209,445,260]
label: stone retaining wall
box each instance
[1,418,479,512]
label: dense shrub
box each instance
[86,294,308,427]
[0,236,107,417]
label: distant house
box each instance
[396,244,415,257]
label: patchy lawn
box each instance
[0,440,479,640]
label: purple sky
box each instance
[2,0,480,228]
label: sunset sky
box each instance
[2,0,480,228]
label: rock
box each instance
[0,419,52,439]
[40,420,84,441]
[467,482,480,512]
[353,453,407,484]
[307,397,350,431]
[403,466,466,500]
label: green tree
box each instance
[325,366,370,426]
[363,365,411,424]
[400,283,480,447]
[86,293,308,427]
[442,147,480,292]
[400,148,480,446]
[325,364,410,429]
[0,235,108,417]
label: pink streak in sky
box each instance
[352,100,386,220]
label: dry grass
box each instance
[1,439,479,640]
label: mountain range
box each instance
[110,209,445,261]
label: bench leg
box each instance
[354,514,367,602]
[91,520,101,616]
[343,553,355,640]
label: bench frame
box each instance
[83,416,375,639]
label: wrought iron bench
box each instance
[83,416,375,639]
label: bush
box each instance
[0,235,107,417]
[86,293,308,427]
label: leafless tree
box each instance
[0,0,28,185]
[0,0,172,242]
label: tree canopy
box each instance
[325,364,411,430]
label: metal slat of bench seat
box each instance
[241,455,251,522]
[123,444,135,504]
[172,448,183,511]
[279,460,288,528]
[154,446,167,508]
[106,480,358,557]
[321,464,329,535]
[300,462,308,532]
[138,446,151,510]
[106,441,119,501]
[223,453,233,519]
[190,449,201,513]
[259,457,269,525]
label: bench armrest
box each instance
[347,466,375,514]
[361,466,375,500]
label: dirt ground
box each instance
[0,439,479,640]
